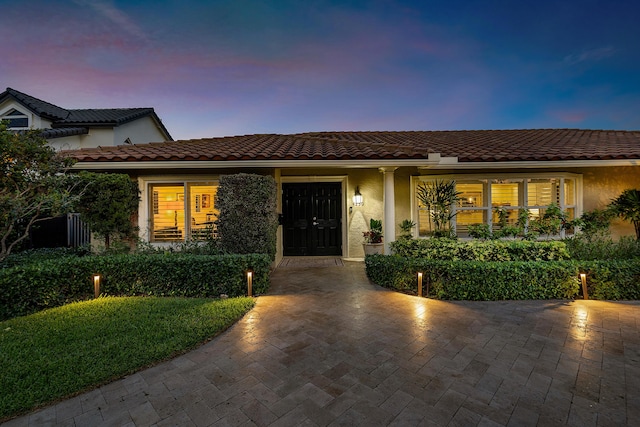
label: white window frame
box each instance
[0,107,30,129]
[411,172,583,238]
[139,176,220,244]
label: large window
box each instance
[150,182,218,242]
[415,174,579,238]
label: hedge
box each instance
[365,254,580,300]
[390,239,570,261]
[0,253,271,320]
[365,255,640,301]
[577,260,640,300]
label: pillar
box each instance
[379,167,398,254]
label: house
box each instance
[63,129,640,262]
[0,88,172,150]
[0,87,173,249]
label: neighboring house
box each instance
[0,88,172,150]
[63,129,640,262]
[0,87,172,249]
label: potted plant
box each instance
[363,218,384,255]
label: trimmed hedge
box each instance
[365,254,580,300]
[578,260,640,300]
[390,238,570,261]
[366,254,640,301]
[0,253,271,320]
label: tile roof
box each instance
[64,129,640,164]
[57,108,156,126]
[1,88,172,140]
[2,87,70,120]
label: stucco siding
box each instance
[114,116,169,146]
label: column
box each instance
[379,167,398,254]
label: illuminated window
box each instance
[415,175,580,238]
[149,182,218,242]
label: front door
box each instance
[282,183,342,256]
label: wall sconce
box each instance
[247,270,253,297]
[93,274,102,299]
[353,186,363,206]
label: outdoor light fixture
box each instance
[353,186,363,206]
[417,272,423,297]
[579,273,589,300]
[247,270,253,297]
[93,274,101,299]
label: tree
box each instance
[71,171,140,250]
[0,122,76,261]
[609,189,640,240]
[416,180,462,238]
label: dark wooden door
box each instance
[282,183,342,256]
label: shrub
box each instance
[0,253,270,320]
[578,260,640,300]
[365,254,580,300]
[564,235,640,260]
[390,238,570,261]
[216,174,278,260]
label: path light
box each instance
[247,270,253,297]
[417,272,423,297]
[93,274,101,299]
[579,273,589,300]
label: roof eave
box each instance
[71,158,444,170]
[420,159,640,169]
[70,157,640,171]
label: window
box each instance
[1,109,28,128]
[149,182,218,242]
[415,174,580,238]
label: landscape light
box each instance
[247,270,253,297]
[93,274,101,299]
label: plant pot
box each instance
[363,243,384,255]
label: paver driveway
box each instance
[4,260,640,426]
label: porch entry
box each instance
[282,182,342,256]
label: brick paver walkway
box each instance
[3,261,640,426]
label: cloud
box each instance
[563,46,616,65]
[72,0,147,41]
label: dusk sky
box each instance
[2,0,639,140]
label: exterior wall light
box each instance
[247,270,253,297]
[353,186,363,206]
[93,274,102,299]
[579,273,589,300]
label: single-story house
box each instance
[0,88,173,149]
[62,129,640,263]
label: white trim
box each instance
[280,175,349,258]
[138,175,220,244]
[412,172,583,238]
[72,158,443,170]
[419,159,640,169]
[72,157,640,171]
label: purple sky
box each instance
[2,0,639,140]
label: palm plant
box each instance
[416,180,462,238]
[609,189,640,240]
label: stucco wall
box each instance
[114,116,169,146]
[579,166,640,239]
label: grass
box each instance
[0,296,255,421]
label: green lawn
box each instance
[0,296,255,420]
